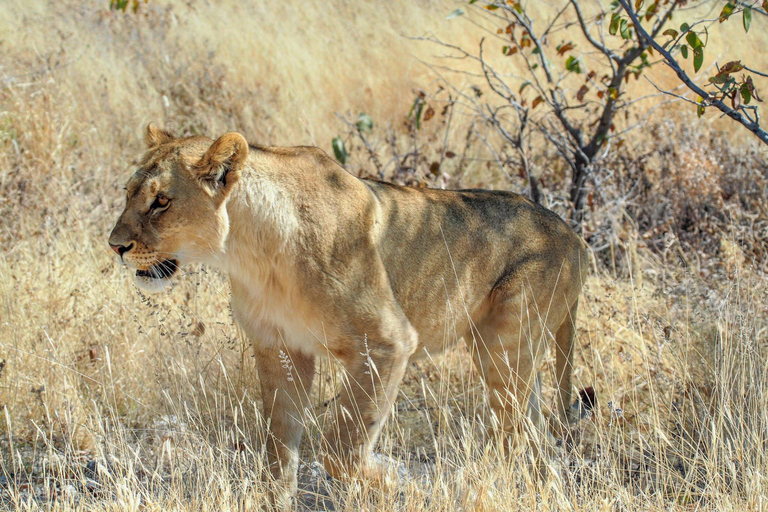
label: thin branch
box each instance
[478,39,519,104]
[611,94,687,139]
[618,0,768,146]
[642,76,701,107]
[744,65,768,78]
[501,5,554,84]
[438,96,456,172]
[473,124,514,182]
[650,2,676,37]
[541,3,571,41]
[569,0,620,65]
[734,0,768,16]
[335,113,385,179]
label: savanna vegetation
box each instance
[1,0,767,510]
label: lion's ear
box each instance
[145,123,175,148]
[195,132,248,199]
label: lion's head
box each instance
[108,124,249,291]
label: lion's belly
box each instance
[407,315,468,361]
[397,283,492,361]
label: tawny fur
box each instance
[109,124,588,503]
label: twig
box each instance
[541,4,571,41]
[472,123,513,182]
[570,0,620,66]
[642,76,701,107]
[438,96,455,173]
[335,113,385,179]
[744,65,768,79]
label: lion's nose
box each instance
[110,242,134,257]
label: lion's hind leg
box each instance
[468,278,567,460]
[321,305,418,487]
[468,320,549,458]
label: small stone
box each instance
[61,484,78,497]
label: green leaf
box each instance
[565,56,582,73]
[680,22,690,33]
[532,46,541,54]
[693,46,703,72]
[680,44,688,59]
[663,28,678,38]
[407,96,426,129]
[620,19,631,39]
[414,101,425,129]
[332,137,348,165]
[610,13,621,36]
[743,7,752,32]
[708,74,730,84]
[502,45,519,56]
[764,1,768,14]
[446,8,465,19]
[356,113,373,133]
[697,103,705,118]
[645,1,658,21]
[741,83,752,104]
[484,3,500,10]
[686,31,702,49]
[469,0,479,3]
[719,3,735,23]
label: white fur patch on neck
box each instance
[226,166,299,252]
[134,274,173,293]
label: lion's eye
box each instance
[151,194,170,211]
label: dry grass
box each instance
[1,0,768,510]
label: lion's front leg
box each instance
[254,343,315,506]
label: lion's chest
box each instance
[229,271,327,357]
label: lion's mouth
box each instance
[136,259,179,280]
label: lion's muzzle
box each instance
[135,259,179,280]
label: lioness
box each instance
[109,124,587,500]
